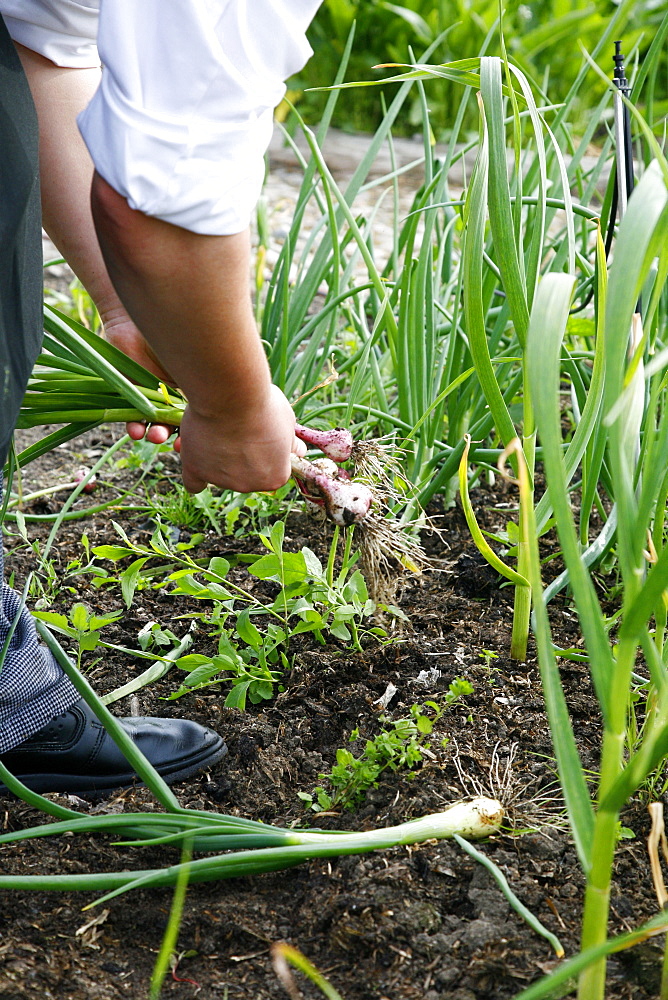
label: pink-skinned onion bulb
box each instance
[290,454,372,526]
[294,424,354,463]
[73,467,97,493]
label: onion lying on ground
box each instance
[0,794,504,900]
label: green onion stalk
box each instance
[16,304,183,456]
[0,794,504,905]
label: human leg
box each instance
[0,508,81,753]
[0,15,82,752]
[0,17,226,791]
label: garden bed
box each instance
[0,427,660,1000]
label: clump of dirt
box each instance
[0,428,660,1000]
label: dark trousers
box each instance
[0,16,77,752]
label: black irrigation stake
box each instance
[604,40,635,257]
[612,40,635,219]
[573,39,638,315]
[612,39,642,318]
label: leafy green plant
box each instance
[167,522,402,707]
[167,519,384,636]
[300,680,473,811]
[3,513,66,609]
[246,521,387,648]
[114,435,172,472]
[478,648,499,671]
[82,515,397,707]
[32,603,123,671]
[143,482,227,535]
[167,618,288,710]
[136,619,181,653]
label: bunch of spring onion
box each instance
[18,305,428,597]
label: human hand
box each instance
[176,384,307,494]
[103,315,178,445]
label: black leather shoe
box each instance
[0,698,227,796]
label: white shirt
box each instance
[1,0,321,234]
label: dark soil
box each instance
[0,427,661,1000]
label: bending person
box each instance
[0,1,318,795]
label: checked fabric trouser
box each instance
[0,15,78,754]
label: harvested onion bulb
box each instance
[290,454,372,526]
[294,424,354,463]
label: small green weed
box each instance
[115,437,172,473]
[167,617,289,710]
[219,485,296,538]
[137,620,182,652]
[32,603,123,671]
[86,517,401,708]
[5,511,68,609]
[144,483,226,535]
[478,648,499,670]
[299,679,473,812]
[615,823,636,843]
[478,648,500,683]
[141,481,296,538]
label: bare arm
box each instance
[15,46,110,313]
[15,42,176,424]
[17,43,302,491]
[91,173,298,493]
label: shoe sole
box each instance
[0,737,228,798]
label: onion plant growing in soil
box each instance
[318,30,668,993]
[515,151,668,997]
[8,16,668,998]
[259,3,666,660]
